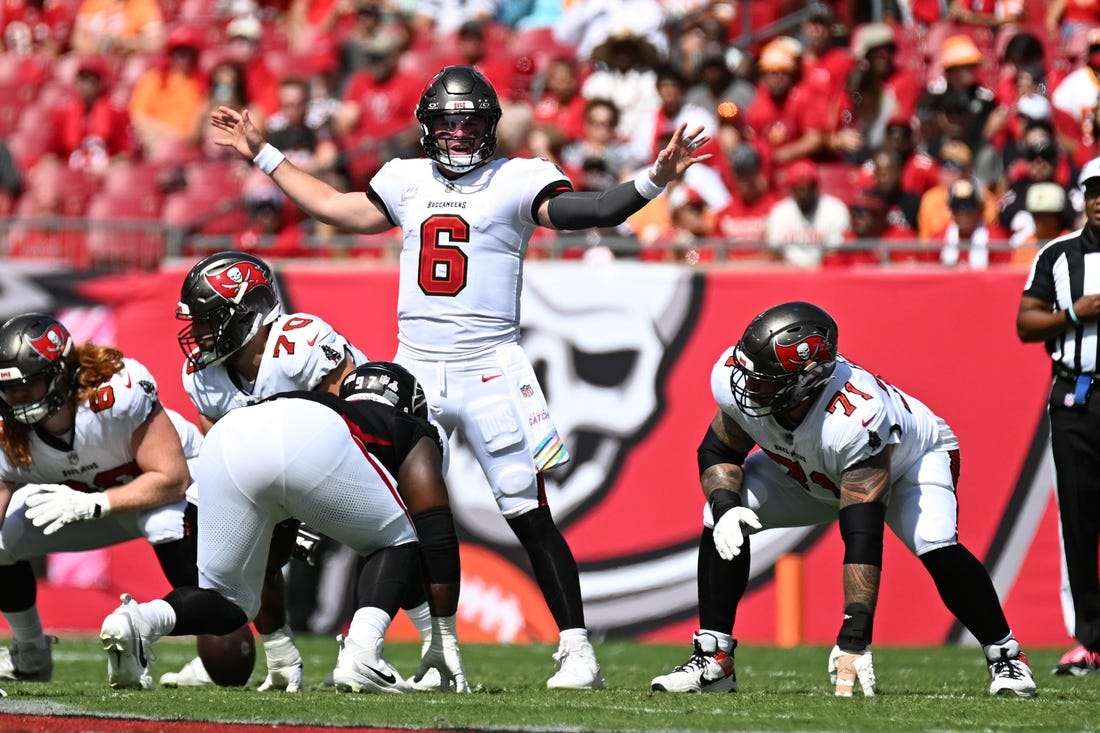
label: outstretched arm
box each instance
[209,106,393,234]
[538,123,712,230]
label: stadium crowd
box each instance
[0,0,1098,266]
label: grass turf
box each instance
[2,636,1097,731]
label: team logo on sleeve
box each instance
[205,262,271,304]
[28,325,70,362]
[774,335,829,372]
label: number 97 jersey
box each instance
[368,156,572,360]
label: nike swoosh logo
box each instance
[365,665,396,684]
[307,334,319,346]
[138,641,148,667]
[861,413,879,427]
[123,374,131,388]
[481,374,502,382]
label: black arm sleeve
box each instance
[545,179,651,230]
[697,426,748,475]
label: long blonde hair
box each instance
[0,344,124,468]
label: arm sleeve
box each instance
[545,179,651,230]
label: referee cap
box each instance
[1079,156,1100,188]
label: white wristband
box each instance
[634,170,666,200]
[253,143,286,176]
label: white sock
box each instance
[3,607,44,643]
[559,628,589,650]
[260,625,294,646]
[405,602,433,645]
[701,630,734,654]
[348,607,391,649]
[137,599,177,640]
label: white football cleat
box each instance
[332,634,412,694]
[651,632,737,693]
[547,639,604,690]
[100,594,154,690]
[986,640,1036,697]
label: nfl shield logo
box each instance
[520,384,534,398]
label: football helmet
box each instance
[176,251,281,369]
[340,361,427,418]
[729,301,838,417]
[415,65,502,174]
[0,313,74,425]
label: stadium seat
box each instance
[102,162,167,197]
[85,190,166,270]
[163,189,248,236]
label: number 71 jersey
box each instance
[369,157,572,359]
[712,352,959,502]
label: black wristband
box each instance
[708,488,742,522]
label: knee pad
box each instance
[468,395,524,455]
[139,501,189,544]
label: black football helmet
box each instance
[176,251,281,369]
[340,361,428,418]
[729,301,838,417]
[0,313,74,425]
[415,65,502,174]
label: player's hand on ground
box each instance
[828,645,877,697]
[209,106,265,160]
[257,662,302,692]
[712,506,762,560]
[651,123,712,186]
[414,616,469,692]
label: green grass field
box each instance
[3,636,1098,731]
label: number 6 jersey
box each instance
[368,157,572,360]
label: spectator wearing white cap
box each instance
[1010,182,1073,263]
[224,15,280,117]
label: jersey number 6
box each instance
[419,215,470,297]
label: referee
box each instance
[1017,156,1100,676]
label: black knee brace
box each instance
[357,543,421,616]
[163,586,248,636]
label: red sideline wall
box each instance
[2,263,1068,647]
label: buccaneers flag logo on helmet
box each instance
[28,325,70,362]
[205,262,271,304]
[774,335,829,373]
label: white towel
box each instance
[496,343,571,471]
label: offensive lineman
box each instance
[169,251,437,690]
[209,64,710,688]
[99,362,467,693]
[0,313,199,688]
[649,301,1036,697]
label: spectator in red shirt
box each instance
[714,143,782,248]
[54,54,136,175]
[0,0,72,56]
[881,114,941,197]
[744,38,829,167]
[333,34,421,187]
[936,176,1010,267]
[800,2,852,95]
[531,56,587,142]
[222,15,280,118]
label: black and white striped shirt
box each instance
[1023,226,1100,375]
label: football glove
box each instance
[712,506,762,560]
[828,645,877,697]
[257,632,302,692]
[414,615,469,692]
[25,486,110,535]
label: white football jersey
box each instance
[712,352,958,504]
[182,312,367,421]
[0,359,197,491]
[369,156,572,359]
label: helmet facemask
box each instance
[177,302,265,370]
[729,345,834,417]
[419,111,499,174]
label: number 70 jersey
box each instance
[369,157,572,360]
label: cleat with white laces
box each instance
[985,639,1036,697]
[1053,645,1100,676]
[332,634,412,694]
[0,635,56,681]
[547,639,604,690]
[160,656,213,687]
[651,632,737,693]
[100,594,155,690]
